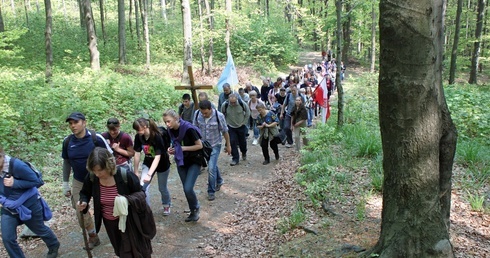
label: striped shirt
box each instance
[100,184,118,220]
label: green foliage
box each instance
[0,28,28,60]
[277,201,306,234]
[466,191,485,212]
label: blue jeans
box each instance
[141,165,171,207]
[228,125,248,162]
[283,114,293,144]
[1,196,59,258]
[208,144,224,194]
[307,108,314,127]
[252,118,259,139]
[177,163,201,211]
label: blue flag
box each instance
[217,53,239,92]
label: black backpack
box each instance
[63,129,98,158]
[8,158,45,188]
[222,98,247,116]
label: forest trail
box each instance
[19,52,324,258]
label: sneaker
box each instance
[185,208,200,222]
[46,243,59,258]
[85,232,100,250]
[208,193,215,201]
[242,153,247,161]
[216,183,223,191]
[230,160,238,166]
[262,160,270,165]
[163,206,171,216]
[252,139,258,145]
[285,144,292,148]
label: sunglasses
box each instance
[107,121,119,125]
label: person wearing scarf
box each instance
[164,109,204,222]
[0,147,59,258]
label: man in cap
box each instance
[61,112,112,250]
[101,118,135,169]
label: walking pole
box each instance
[80,211,93,258]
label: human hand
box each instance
[3,177,13,187]
[168,147,175,155]
[111,143,120,151]
[62,182,71,197]
[143,173,152,183]
[77,201,87,211]
[225,145,232,155]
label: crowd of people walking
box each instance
[0,56,342,257]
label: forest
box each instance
[1,0,490,257]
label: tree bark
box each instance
[135,0,141,49]
[118,0,126,64]
[77,0,83,27]
[99,0,107,45]
[44,0,53,83]
[341,1,351,65]
[204,0,213,75]
[0,5,5,32]
[370,0,376,73]
[367,0,457,256]
[140,0,150,69]
[24,0,29,28]
[198,0,205,72]
[469,0,485,84]
[181,0,192,82]
[225,0,231,56]
[10,0,16,18]
[449,0,463,84]
[82,0,100,70]
[335,0,344,127]
[161,0,167,23]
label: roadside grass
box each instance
[277,67,490,252]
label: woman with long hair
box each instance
[132,118,172,215]
[163,109,203,222]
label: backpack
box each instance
[194,109,221,129]
[222,98,247,116]
[102,131,133,162]
[63,129,97,158]
[8,158,45,188]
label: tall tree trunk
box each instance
[10,0,16,18]
[140,0,150,69]
[449,0,463,84]
[198,0,205,72]
[118,0,126,64]
[335,0,344,127]
[0,5,5,32]
[62,0,68,25]
[367,0,458,256]
[341,1,351,65]
[204,0,213,75]
[77,0,83,27]
[266,0,269,17]
[135,0,141,48]
[161,0,167,23]
[469,0,486,84]
[44,0,53,83]
[225,0,231,55]
[24,0,29,28]
[129,0,134,38]
[181,0,192,82]
[83,0,100,70]
[99,0,107,45]
[370,0,376,72]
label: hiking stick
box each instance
[80,211,93,258]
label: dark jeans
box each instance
[177,163,201,211]
[1,196,59,258]
[103,217,122,256]
[228,125,248,162]
[283,114,293,144]
[261,137,280,161]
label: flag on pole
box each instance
[313,77,331,122]
[217,52,239,92]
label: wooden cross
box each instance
[174,66,214,110]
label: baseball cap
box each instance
[65,112,86,122]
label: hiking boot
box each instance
[230,160,238,166]
[262,160,270,165]
[185,208,200,222]
[163,206,171,216]
[242,153,247,161]
[208,193,215,201]
[86,232,100,250]
[216,183,223,191]
[46,243,59,258]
